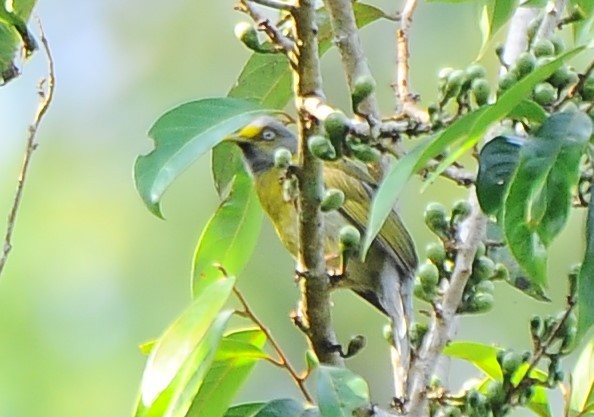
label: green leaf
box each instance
[224,399,317,417]
[0,0,37,81]
[508,99,548,124]
[570,338,594,413]
[192,173,263,296]
[577,176,594,338]
[443,341,503,381]
[134,98,279,217]
[315,365,369,417]
[478,0,519,58]
[186,329,268,417]
[503,112,592,286]
[135,277,235,417]
[476,135,524,215]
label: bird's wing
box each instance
[323,163,418,274]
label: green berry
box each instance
[514,51,536,77]
[438,67,454,81]
[471,78,491,106]
[320,188,345,212]
[274,147,292,169]
[501,351,523,376]
[475,280,495,294]
[533,82,558,106]
[530,315,543,339]
[535,56,554,68]
[549,66,578,89]
[551,35,565,54]
[414,278,437,302]
[418,262,440,289]
[560,101,579,113]
[324,111,349,157]
[473,256,495,281]
[339,225,361,252]
[352,75,376,111]
[446,69,466,92]
[452,199,472,221]
[344,335,366,358]
[475,241,486,258]
[308,135,337,161]
[532,38,555,57]
[426,242,446,265]
[349,143,381,163]
[472,292,495,312]
[424,203,449,237]
[466,64,487,81]
[498,71,518,91]
[492,263,509,281]
[234,22,260,51]
[485,380,505,405]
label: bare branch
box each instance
[322,0,381,125]
[292,1,344,367]
[0,19,55,279]
[534,0,569,43]
[233,286,314,403]
[395,0,428,124]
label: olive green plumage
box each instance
[227,116,418,398]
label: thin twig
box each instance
[233,286,314,403]
[394,0,428,123]
[0,19,55,279]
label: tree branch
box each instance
[395,0,428,124]
[0,19,54,279]
[534,0,569,43]
[291,1,344,367]
[321,0,381,126]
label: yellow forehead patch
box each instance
[238,123,263,139]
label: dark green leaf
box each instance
[134,98,279,217]
[578,175,594,338]
[478,0,519,57]
[186,329,268,417]
[503,112,592,285]
[224,399,317,417]
[315,365,369,417]
[570,338,594,413]
[192,173,262,296]
[134,277,235,417]
[476,135,524,215]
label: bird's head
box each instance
[227,116,297,174]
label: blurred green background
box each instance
[0,1,589,416]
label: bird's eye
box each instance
[261,128,276,141]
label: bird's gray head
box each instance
[227,115,297,174]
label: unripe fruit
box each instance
[414,278,436,302]
[475,279,495,294]
[485,380,505,405]
[551,35,565,54]
[446,69,466,93]
[466,64,487,81]
[492,263,509,281]
[424,202,449,237]
[452,199,472,221]
[344,335,366,358]
[498,71,518,91]
[501,351,523,376]
[352,75,376,111]
[418,262,440,289]
[320,188,345,212]
[350,143,381,163]
[274,147,293,169]
[474,256,496,280]
[471,78,491,106]
[472,292,495,312]
[515,51,536,77]
[535,56,554,69]
[530,315,543,339]
[438,67,454,81]
[560,101,579,113]
[324,111,349,157]
[549,66,578,89]
[339,225,361,252]
[533,82,558,106]
[234,22,260,51]
[426,242,446,265]
[532,38,555,57]
[308,135,337,161]
[475,241,486,258]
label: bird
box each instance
[226,115,418,399]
